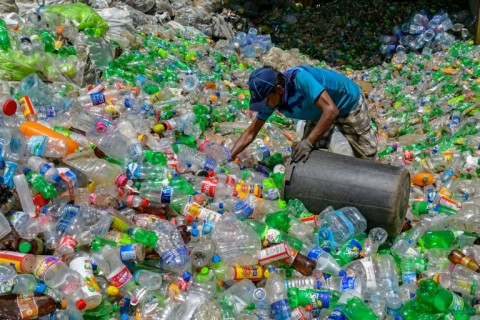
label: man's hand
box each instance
[291,139,313,163]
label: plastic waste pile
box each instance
[236,0,474,69]
[0,2,480,320]
[379,11,471,57]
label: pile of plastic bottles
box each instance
[379,11,469,56]
[244,0,473,69]
[2,1,480,320]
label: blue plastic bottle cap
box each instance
[35,283,47,294]
[183,272,192,281]
[212,255,221,263]
[52,174,62,182]
[121,313,130,320]
[191,229,199,237]
[338,270,346,277]
[22,167,29,174]
[192,221,197,228]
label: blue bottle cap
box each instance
[52,174,62,182]
[182,272,192,281]
[212,255,221,263]
[192,221,198,228]
[22,167,29,174]
[35,283,47,294]
[121,314,130,320]
[338,270,346,277]
[191,229,199,237]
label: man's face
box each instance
[265,85,283,108]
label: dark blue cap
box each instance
[248,68,276,111]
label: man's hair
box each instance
[263,65,285,89]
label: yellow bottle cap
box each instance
[107,286,119,296]
[263,269,271,279]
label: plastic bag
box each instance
[44,3,109,37]
[0,0,18,14]
[329,127,354,157]
[115,3,159,27]
[120,0,156,14]
[97,7,135,48]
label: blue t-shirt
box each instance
[256,66,361,121]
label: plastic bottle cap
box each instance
[35,283,47,294]
[76,300,87,310]
[200,267,209,275]
[2,99,17,116]
[22,167,29,174]
[339,270,346,277]
[183,272,192,281]
[96,121,107,132]
[191,229,199,237]
[192,221,198,228]
[107,286,119,296]
[115,174,128,187]
[305,305,313,312]
[52,174,62,182]
[263,269,271,279]
[60,299,68,309]
[208,170,214,177]
[141,199,150,207]
[121,314,130,320]
[186,215,194,223]
[212,255,221,263]
[19,242,32,253]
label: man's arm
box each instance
[230,117,266,160]
[305,91,339,145]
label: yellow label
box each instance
[17,294,39,319]
[232,265,263,281]
[111,216,130,233]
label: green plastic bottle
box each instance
[23,168,57,199]
[125,228,158,247]
[343,296,378,320]
[287,288,339,309]
[419,230,456,249]
[242,219,303,252]
[0,19,11,51]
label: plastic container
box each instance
[282,150,410,236]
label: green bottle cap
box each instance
[19,242,32,253]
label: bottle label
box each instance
[164,119,177,130]
[263,227,281,245]
[108,266,133,288]
[119,244,141,262]
[17,293,39,319]
[27,136,47,156]
[9,211,30,231]
[271,299,291,319]
[259,243,291,265]
[202,219,215,235]
[224,174,235,185]
[310,291,331,309]
[68,257,101,297]
[59,236,78,250]
[307,247,325,261]
[439,187,453,199]
[197,207,222,222]
[19,96,36,119]
[341,276,356,291]
[402,272,417,284]
[360,257,377,290]
[259,146,270,159]
[161,245,188,267]
[126,162,142,180]
[233,200,254,219]
[0,272,14,294]
[89,92,106,105]
[56,205,80,233]
[201,178,217,197]
[34,256,61,281]
[290,306,307,320]
[448,292,465,311]
[38,163,52,176]
[160,186,173,204]
[204,157,217,171]
[438,196,461,211]
[233,265,263,281]
[328,309,347,320]
[0,252,33,274]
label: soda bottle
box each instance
[23,168,57,199]
[288,287,339,309]
[243,218,303,252]
[0,294,66,319]
[212,261,263,281]
[448,249,480,272]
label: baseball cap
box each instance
[248,68,276,111]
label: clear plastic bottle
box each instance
[8,210,39,239]
[76,88,132,106]
[149,219,191,273]
[303,246,342,275]
[27,156,60,182]
[362,228,388,257]
[174,144,218,172]
[62,151,127,186]
[265,268,291,320]
[33,256,87,310]
[215,279,256,315]
[317,207,367,248]
[133,269,163,291]
[190,234,216,268]
[125,162,169,180]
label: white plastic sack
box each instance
[329,127,354,157]
[97,7,134,48]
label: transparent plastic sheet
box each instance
[114,3,159,28]
[0,0,18,14]
[97,7,135,49]
[175,7,212,27]
[119,0,156,14]
[44,3,109,37]
[0,50,85,85]
[261,47,320,72]
[329,127,354,157]
[155,0,174,18]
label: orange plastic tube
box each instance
[19,121,79,155]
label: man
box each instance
[230,66,378,162]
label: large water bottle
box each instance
[174,144,218,172]
[265,268,291,320]
[149,219,191,273]
[318,207,367,248]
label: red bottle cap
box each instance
[141,199,150,207]
[115,174,128,187]
[33,194,49,206]
[3,99,17,116]
[76,300,87,310]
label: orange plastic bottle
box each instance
[411,173,434,187]
[19,121,79,155]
